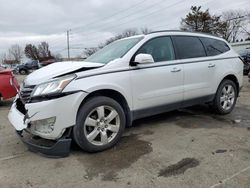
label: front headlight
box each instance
[31,74,76,97]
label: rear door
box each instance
[172,36,215,103]
[130,36,184,118]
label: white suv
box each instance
[8,31,243,157]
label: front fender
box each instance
[64,73,133,109]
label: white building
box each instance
[230,41,250,52]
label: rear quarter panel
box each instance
[213,51,243,93]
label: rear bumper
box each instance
[16,129,72,158]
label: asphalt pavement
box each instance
[0,75,249,188]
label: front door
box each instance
[130,36,184,119]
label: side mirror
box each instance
[134,53,154,65]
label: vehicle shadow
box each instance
[131,104,250,129]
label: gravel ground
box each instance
[0,75,249,188]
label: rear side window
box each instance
[172,36,206,59]
[200,37,230,56]
[136,36,175,62]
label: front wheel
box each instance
[73,96,126,152]
[213,79,237,115]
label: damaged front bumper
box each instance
[16,129,72,158]
[8,91,87,157]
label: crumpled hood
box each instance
[24,61,103,85]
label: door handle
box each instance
[171,67,181,73]
[208,63,215,68]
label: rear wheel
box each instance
[213,79,237,114]
[73,96,126,152]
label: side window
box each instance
[172,36,206,59]
[200,37,230,56]
[136,37,175,62]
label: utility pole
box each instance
[67,30,70,60]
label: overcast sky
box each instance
[0,0,249,59]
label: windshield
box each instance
[85,37,143,64]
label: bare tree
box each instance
[8,44,23,64]
[0,53,7,64]
[25,44,40,60]
[25,42,54,61]
[38,42,52,58]
[141,27,152,34]
[84,47,99,57]
[122,29,138,37]
[222,10,249,42]
[180,6,227,37]
[104,29,139,46]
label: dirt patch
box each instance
[142,129,154,135]
[133,103,250,130]
[173,105,250,129]
[175,115,228,129]
[54,161,64,169]
[76,134,152,181]
[158,158,200,177]
[25,180,34,187]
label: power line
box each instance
[54,0,178,47]
[240,26,250,35]
[70,0,184,47]
[71,0,149,33]
[51,0,250,54]
[52,0,165,46]
[226,13,250,21]
[51,0,250,47]
[44,0,186,46]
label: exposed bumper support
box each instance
[16,129,72,158]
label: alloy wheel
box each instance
[220,84,235,111]
[83,105,120,146]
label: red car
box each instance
[0,67,20,101]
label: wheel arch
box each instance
[221,74,240,96]
[78,89,133,127]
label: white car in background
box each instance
[8,31,243,157]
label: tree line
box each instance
[181,6,250,42]
[1,5,249,64]
[0,41,55,65]
[83,6,250,56]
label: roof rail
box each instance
[148,30,182,34]
[148,30,218,37]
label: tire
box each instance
[19,69,27,75]
[73,96,126,152]
[213,79,237,115]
